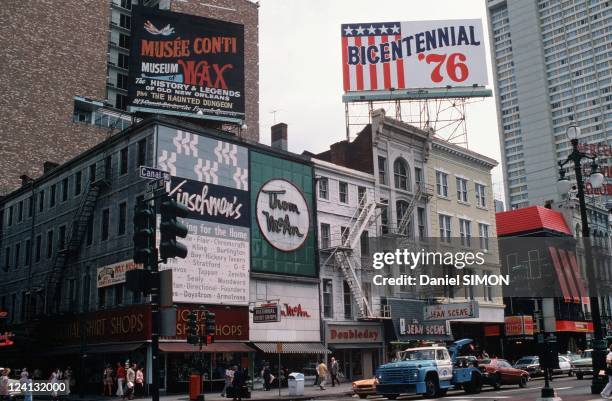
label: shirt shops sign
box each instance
[256,179,310,252]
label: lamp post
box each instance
[556,124,606,395]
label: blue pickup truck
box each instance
[375,339,483,399]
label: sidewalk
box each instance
[67,382,354,401]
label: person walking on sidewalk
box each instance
[330,357,340,387]
[317,360,328,390]
[600,344,612,399]
[262,364,272,391]
[232,366,245,401]
[124,363,135,401]
[116,362,126,398]
[221,365,234,397]
[135,365,144,398]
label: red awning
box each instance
[159,342,254,353]
[557,249,581,303]
[567,251,589,304]
[549,247,572,302]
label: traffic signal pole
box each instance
[151,248,160,401]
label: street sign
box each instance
[146,178,166,194]
[139,166,170,182]
[253,304,281,323]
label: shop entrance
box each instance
[331,348,380,380]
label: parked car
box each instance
[571,349,593,380]
[479,359,529,389]
[557,355,574,376]
[352,378,376,399]
[514,356,542,377]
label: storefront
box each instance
[250,279,326,385]
[326,322,384,380]
[446,303,505,357]
[555,320,592,353]
[159,304,253,393]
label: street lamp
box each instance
[557,123,606,395]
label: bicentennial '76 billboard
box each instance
[129,6,245,123]
[341,19,488,92]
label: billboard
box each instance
[129,6,245,123]
[157,126,250,305]
[341,20,488,92]
[97,260,142,288]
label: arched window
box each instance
[396,200,413,236]
[394,158,410,190]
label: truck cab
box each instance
[375,339,482,399]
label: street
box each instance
[320,377,604,401]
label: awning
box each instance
[159,342,254,353]
[548,247,586,303]
[253,342,330,354]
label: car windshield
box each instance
[516,357,538,365]
[402,349,436,361]
[567,354,581,361]
[583,351,592,358]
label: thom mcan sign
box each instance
[256,179,310,252]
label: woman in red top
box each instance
[116,362,126,397]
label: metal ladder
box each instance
[396,183,424,235]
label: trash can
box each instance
[189,374,201,401]
[288,372,305,396]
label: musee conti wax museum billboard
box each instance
[156,124,317,306]
[129,6,245,123]
[341,19,488,92]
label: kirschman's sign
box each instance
[129,6,245,123]
[341,19,488,91]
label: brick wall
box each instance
[169,0,259,143]
[0,0,110,193]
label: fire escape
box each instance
[44,164,109,315]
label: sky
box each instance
[257,0,506,201]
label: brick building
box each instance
[0,0,259,193]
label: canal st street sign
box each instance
[140,165,171,181]
[253,304,281,323]
[423,301,479,321]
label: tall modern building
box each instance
[0,0,259,194]
[485,0,610,210]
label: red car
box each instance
[479,358,529,389]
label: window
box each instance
[118,202,127,235]
[27,197,33,217]
[456,178,468,202]
[360,231,369,255]
[116,94,128,110]
[98,288,106,308]
[343,281,352,319]
[380,199,389,234]
[38,190,44,212]
[117,73,129,90]
[475,184,487,207]
[119,13,131,29]
[436,171,448,197]
[120,0,132,9]
[459,219,471,247]
[439,214,451,242]
[484,270,493,301]
[86,216,94,246]
[378,156,387,184]
[323,279,333,318]
[318,177,329,200]
[101,209,110,241]
[417,207,426,240]
[115,284,124,305]
[61,178,68,202]
[46,230,53,258]
[464,268,475,300]
[119,33,130,49]
[396,200,411,236]
[24,240,31,266]
[118,53,129,69]
[357,186,366,203]
[137,138,147,166]
[17,201,23,222]
[415,167,423,185]
[74,171,82,196]
[59,225,66,250]
[479,224,489,250]
[35,235,41,262]
[320,223,331,248]
[341,226,349,245]
[393,158,410,190]
[49,184,56,207]
[4,247,10,271]
[339,181,348,204]
[120,147,129,175]
[105,155,112,179]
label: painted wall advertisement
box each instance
[157,126,249,305]
[129,6,245,122]
[341,19,488,92]
[97,260,142,288]
[504,315,535,337]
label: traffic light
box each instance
[205,310,215,336]
[133,201,155,265]
[159,194,190,260]
[186,312,199,345]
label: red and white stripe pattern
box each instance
[342,22,405,92]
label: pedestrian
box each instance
[64,366,73,396]
[317,360,328,390]
[135,365,144,398]
[262,364,272,391]
[221,365,234,397]
[116,362,126,397]
[232,366,245,401]
[0,368,10,401]
[50,368,59,401]
[125,362,135,400]
[600,345,612,399]
[330,357,340,387]
[103,364,114,396]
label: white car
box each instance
[556,356,573,376]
